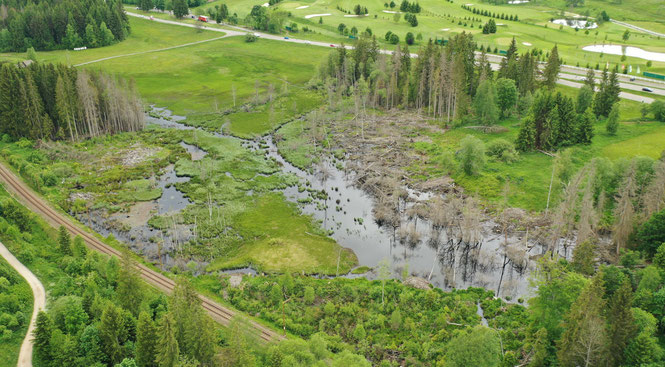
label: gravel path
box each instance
[0,242,45,367]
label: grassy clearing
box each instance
[184,89,323,138]
[209,193,356,274]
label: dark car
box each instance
[643,87,653,92]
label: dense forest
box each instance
[0,62,144,141]
[0,0,129,52]
[0,190,372,366]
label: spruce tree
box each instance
[606,103,619,135]
[57,226,72,256]
[606,279,637,366]
[33,311,53,364]
[557,275,608,367]
[99,303,128,365]
[156,313,180,367]
[576,108,595,144]
[136,312,158,367]
[543,45,561,89]
[117,250,144,316]
[515,114,536,151]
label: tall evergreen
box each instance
[576,108,595,145]
[606,279,637,366]
[33,311,53,364]
[136,312,158,367]
[543,45,561,89]
[117,250,144,317]
[57,226,72,256]
[606,103,619,135]
[99,303,129,365]
[156,313,180,367]
[557,275,608,367]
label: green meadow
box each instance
[183,0,665,75]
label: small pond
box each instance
[582,44,665,62]
[552,18,597,29]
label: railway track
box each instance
[0,162,281,343]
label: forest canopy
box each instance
[0,0,129,52]
[0,62,144,141]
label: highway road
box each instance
[610,19,665,39]
[126,12,661,104]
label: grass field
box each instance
[182,0,665,75]
[1,16,329,126]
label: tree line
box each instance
[317,33,544,124]
[461,4,519,22]
[0,0,129,52]
[0,62,144,142]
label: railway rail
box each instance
[0,162,282,343]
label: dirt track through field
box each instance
[0,241,45,367]
[0,162,283,343]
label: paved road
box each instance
[0,162,283,343]
[0,242,45,367]
[559,72,658,103]
[126,12,660,104]
[611,19,665,38]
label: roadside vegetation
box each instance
[0,256,32,367]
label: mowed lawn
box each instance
[190,0,665,75]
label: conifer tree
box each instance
[99,303,129,365]
[33,311,53,364]
[58,226,72,256]
[543,45,561,89]
[557,274,608,367]
[606,279,637,366]
[156,313,179,367]
[136,312,158,367]
[117,249,144,316]
[576,108,595,144]
[606,103,619,135]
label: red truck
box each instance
[198,15,208,22]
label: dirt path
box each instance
[0,242,45,367]
[74,35,228,66]
[0,161,283,342]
